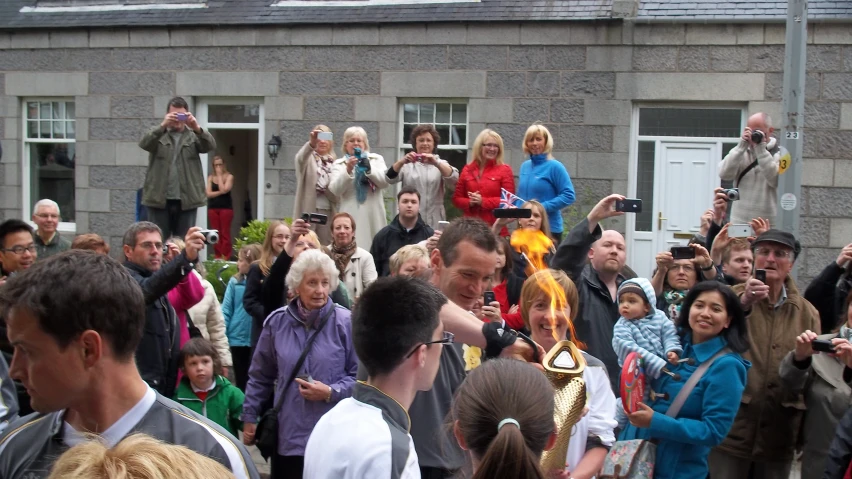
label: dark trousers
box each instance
[146,199,196,240]
[420,466,457,479]
[230,346,251,392]
[271,454,304,479]
[208,207,234,259]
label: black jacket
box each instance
[243,263,270,348]
[550,218,624,395]
[825,406,852,479]
[370,214,434,277]
[123,254,192,398]
[805,262,850,334]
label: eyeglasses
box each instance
[138,241,164,251]
[482,143,500,150]
[755,247,792,259]
[670,264,695,272]
[1,244,36,255]
[35,214,59,220]
[405,331,455,358]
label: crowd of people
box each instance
[2,100,852,479]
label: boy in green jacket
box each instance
[174,338,244,436]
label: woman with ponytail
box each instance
[452,358,557,479]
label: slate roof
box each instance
[638,0,852,21]
[0,0,615,29]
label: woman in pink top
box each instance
[165,237,205,348]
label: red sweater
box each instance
[453,160,515,236]
[492,279,524,330]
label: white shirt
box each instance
[62,386,156,448]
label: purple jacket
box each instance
[242,299,357,457]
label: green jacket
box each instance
[139,125,215,210]
[174,375,244,436]
[33,231,70,260]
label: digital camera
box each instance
[723,188,740,201]
[751,130,764,144]
[199,229,219,245]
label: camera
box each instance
[415,154,424,162]
[353,147,371,174]
[176,112,188,122]
[301,213,328,225]
[751,130,764,144]
[199,229,219,245]
[723,188,740,201]
[162,244,169,255]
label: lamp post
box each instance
[267,135,282,165]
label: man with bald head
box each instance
[719,112,781,224]
[552,194,629,394]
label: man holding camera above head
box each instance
[710,229,820,479]
[719,112,781,224]
[122,221,207,398]
[139,97,216,240]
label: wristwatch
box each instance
[701,262,715,271]
[325,386,332,403]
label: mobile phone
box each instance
[615,199,642,213]
[493,208,532,219]
[317,131,333,141]
[437,220,450,232]
[754,269,766,283]
[483,291,496,305]
[176,112,188,122]
[296,374,314,384]
[670,246,695,260]
[812,339,836,353]
[728,224,754,238]
[301,213,328,225]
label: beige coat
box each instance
[326,246,377,301]
[328,152,390,252]
[779,335,852,479]
[292,142,336,244]
[386,157,458,229]
[187,272,233,367]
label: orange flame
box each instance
[511,229,583,348]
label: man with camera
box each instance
[718,112,781,224]
[139,97,216,240]
[122,221,207,398]
[711,230,820,479]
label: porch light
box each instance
[267,135,282,165]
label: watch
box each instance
[701,262,715,271]
[325,386,332,403]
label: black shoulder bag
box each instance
[255,306,335,461]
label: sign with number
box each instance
[786,131,800,139]
[778,147,791,175]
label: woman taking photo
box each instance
[619,281,751,479]
[453,129,515,236]
[242,249,358,479]
[326,213,377,302]
[515,125,575,243]
[651,243,722,320]
[386,124,459,228]
[328,126,389,251]
[520,269,618,479]
[243,220,289,347]
[206,155,234,260]
[293,125,336,245]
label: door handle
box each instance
[658,212,667,230]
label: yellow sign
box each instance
[778,151,791,175]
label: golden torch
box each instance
[540,340,587,473]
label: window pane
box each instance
[208,104,260,123]
[27,121,39,138]
[65,103,75,120]
[436,103,451,124]
[419,103,435,124]
[635,141,655,232]
[27,102,39,120]
[52,121,65,139]
[452,104,467,123]
[52,102,63,120]
[40,103,51,121]
[403,104,418,124]
[451,125,466,146]
[66,121,76,139]
[29,143,76,222]
[639,108,741,138]
[40,121,51,138]
[435,125,450,145]
[402,125,414,146]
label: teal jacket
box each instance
[223,277,252,348]
[174,375,244,436]
[619,335,750,479]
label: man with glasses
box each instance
[711,230,820,479]
[122,221,206,398]
[31,199,70,260]
[304,276,449,478]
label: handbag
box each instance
[254,306,335,461]
[599,348,731,479]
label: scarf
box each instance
[295,298,323,327]
[348,153,377,204]
[331,240,357,281]
[664,289,688,320]
[313,152,335,194]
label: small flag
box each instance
[500,188,525,209]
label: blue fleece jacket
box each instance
[222,276,252,348]
[515,154,575,234]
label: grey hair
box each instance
[33,198,60,216]
[285,249,340,294]
[762,112,773,129]
[122,221,162,249]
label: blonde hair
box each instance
[47,433,235,479]
[389,244,429,275]
[471,129,505,166]
[236,244,262,281]
[313,124,337,160]
[521,200,552,240]
[255,220,288,276]
[211,155,229,175]
[341,126,370,156]
[522,124,553,156]
[519,269,583,348]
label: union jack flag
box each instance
[500,188,525,209]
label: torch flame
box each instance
[511,229,583,348]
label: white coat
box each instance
[326,245,378,301]
[187,271,233,367]
[328,152,390,252]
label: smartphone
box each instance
[670,246,696,260]
[615,199,642,213]
[728,224,754,238]
[296,374,314,385]
[812,339,836,353]
[754,269,766,283]
[437,220,450,232]
[301,213,328,225]
[493,208,532,219]
[176,112,188,122]
[317,131,333,141]
[483,291,496,305]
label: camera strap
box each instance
[735,158,759,188]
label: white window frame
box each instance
[397,99,469,155]
[21,98,77,233]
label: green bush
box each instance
[234,219,271,254]
[204,259,238,302]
